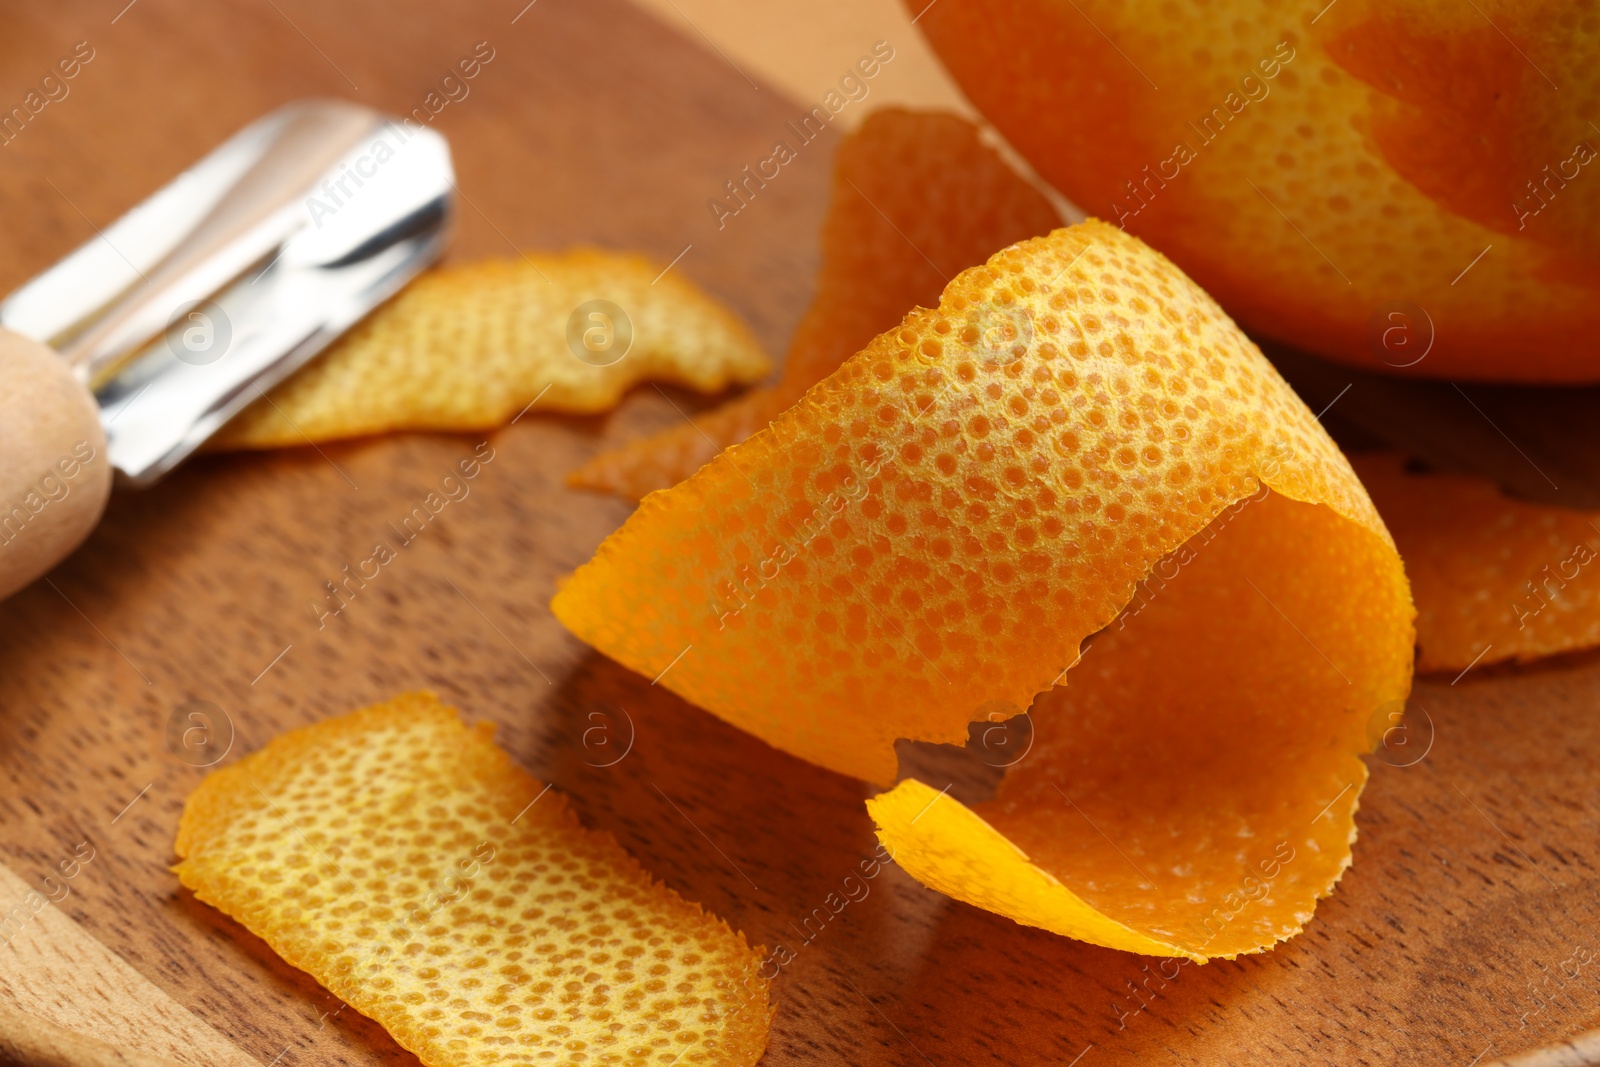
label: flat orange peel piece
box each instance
[173,692,770,1067]
[212,250,770,449]
[1355,451,1600,672]
[553,220,1414,959]
[567,108,1061,500]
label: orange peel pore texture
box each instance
[568,108,1060,500]
[212,250,770,449]
[173,692,770,1067]
[1355,451,1600,672]
[910,0,1600,381]
[552,221,1414,959]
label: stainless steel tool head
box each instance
[0,98,454,485]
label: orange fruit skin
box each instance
[174,692,770,1067]
[568,108,1061,500]
[871,491,1390,959]
[553,220,1415,956]
[214,251,770,449]
[912,0,1600,381]
[551,217,1411,777]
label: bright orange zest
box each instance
[553,221,1415,959]
[214,251,769,449]
[910,0,1600,380]
[174,693,770,1066]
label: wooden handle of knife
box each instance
[0,329,111,603]
[0,1001,192,1067]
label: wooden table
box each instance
[0,2,1596,1065]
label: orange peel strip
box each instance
[1354,451,1600,672]
[173,692,770,1066]
[568,108,1060,500]
[212,250,770,450]
[552,221,1414,959]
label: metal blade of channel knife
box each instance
[65,103,388,390]
[100,218,448,485]
[98,117,454,486]
[0,106,303,349]
[0,98,454,486]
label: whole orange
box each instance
[912,0,1600,380]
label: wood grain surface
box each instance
[0,2,1597,1066]
[0,998,193,1067]
[0,862,251,1067]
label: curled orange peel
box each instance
[568,108,1061,500]
[1355,451,1600,672]
[552,220,1414,959]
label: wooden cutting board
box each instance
[1,2,1597,1065]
